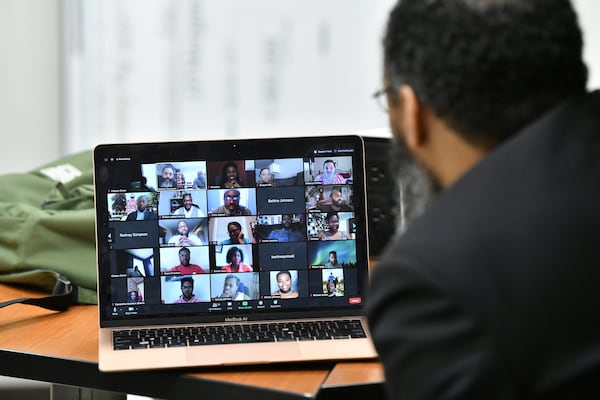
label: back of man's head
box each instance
[384,0,587,146]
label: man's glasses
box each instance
[225,195,240,201]
[372,85,395,113]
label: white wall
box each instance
[0,0,61,174]
[574,0,600,87]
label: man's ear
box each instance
[397,85,425,150]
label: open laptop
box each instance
[93,135,378,371]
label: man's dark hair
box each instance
[180,277,194,287]
[162,164,175,173]
[383,0,587,146]
[178,246,190,255]
[177,219,188,227]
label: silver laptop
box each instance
[93,135,377,371]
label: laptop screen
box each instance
[94,135,369,327]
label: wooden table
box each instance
[0,283,384,400]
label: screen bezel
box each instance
[94,135,369,328]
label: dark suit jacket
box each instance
[367,91,600,399]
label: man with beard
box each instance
[209,189,252,216]
[158,164,178,189]
[324,250,339,268]
[168,220,203,246]
[167,247,206,274]
[317,187,354,212]
[173,193,206,218]
[267,214,305,242]
[175,277,201,303]
[367,1,600,399]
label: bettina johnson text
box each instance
[267,198,295,203]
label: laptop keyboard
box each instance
[113,319,367,350]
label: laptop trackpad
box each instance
[187,342,302,366]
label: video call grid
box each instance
[103,155,362,308]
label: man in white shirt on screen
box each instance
[173,193,206,218]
